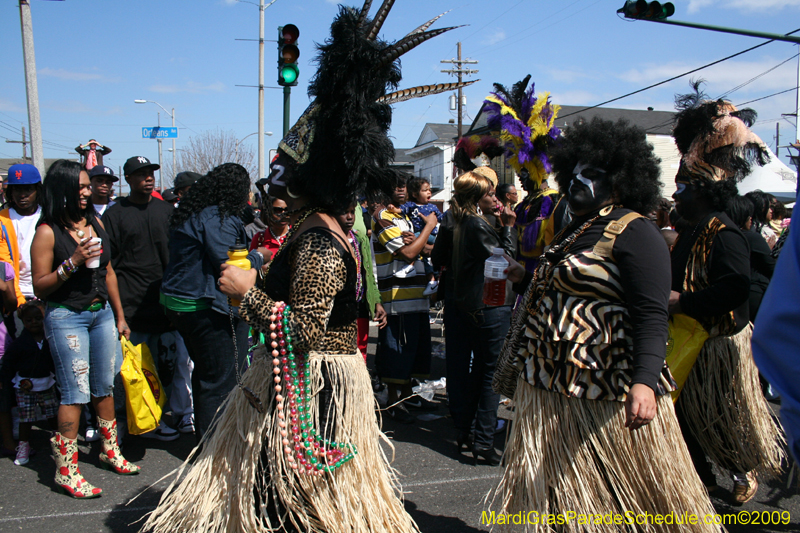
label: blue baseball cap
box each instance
[6,164,42,185]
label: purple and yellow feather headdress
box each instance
[481,75,561,186]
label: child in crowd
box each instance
[401,177,442,295]
[1,301,57,465]
[335,200,387,362]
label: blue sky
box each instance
[2,0,799,183]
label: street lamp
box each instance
[235,131,273,159]
[135,99,176,191]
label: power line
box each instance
[561,27,800,120]
[737,87,797,106]
[717,52,799,100]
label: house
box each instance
[400,123,458,204]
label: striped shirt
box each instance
[372,209,429,315]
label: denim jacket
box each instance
[161,206,263,314]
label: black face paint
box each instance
[567,162,613,216]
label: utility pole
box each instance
[258,0,265,184]
[18,1,44,174]
[157,112,164,191]
[5,126,29,161]
[776,122,780,158]
[441,42,478,140]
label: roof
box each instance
[1,158,72,178]
[393,148,415,163]
[415,123,458,147]
[467,105,676,136]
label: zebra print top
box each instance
[515,208,677,402]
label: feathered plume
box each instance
[453,135,503,172]
[481,75,561,185]
[271,2,466,211]
[673,79,769,183]
[378,80,478,105]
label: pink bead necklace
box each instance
[270,302,356,475]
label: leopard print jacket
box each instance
[240,231,357,354]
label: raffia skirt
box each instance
[679,324,785,479]
[143,351,418,533]
[492,379,719,533]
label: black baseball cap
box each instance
[174,171,203,189]
[123,156,160,177]
[88,165,119,182]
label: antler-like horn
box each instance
[357,0,373,29]
[365,0,395,41]
[404,10,451,37]
[380,25,464,66]
[377,80,479,105]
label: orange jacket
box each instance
[0,208,27,308]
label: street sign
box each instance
[142,127,178,139]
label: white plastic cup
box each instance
[85,237,102,269]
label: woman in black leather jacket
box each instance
[446,170,516,465]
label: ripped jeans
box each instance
[45,303,119,405]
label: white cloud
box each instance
[484,30,506,46]
[148,81,226,94]
[619,57,797,94]
[0,98,24,113]
[551,90,600,106]
[688,0,800,13]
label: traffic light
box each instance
[278,24,300,87]
[617,1,675,20]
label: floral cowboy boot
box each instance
[50,432,102,499]
[97,417,140,475]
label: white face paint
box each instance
[570,162,606,199]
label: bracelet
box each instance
[62,259,77,276]
[57,265,70,281]
[67,258,77,271]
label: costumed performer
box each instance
[668,81,785,504]
[492,117,718,532]
[143,2,475,532]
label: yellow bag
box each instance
[665,313,709,402]
[120,338,166,435]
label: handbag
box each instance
[120,337,166,435]
[665,313,709,402]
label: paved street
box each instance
[1,322,798,532]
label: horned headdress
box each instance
[265,1,476,211]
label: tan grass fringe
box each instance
[492,381,718,533]
[680,324,786,479]
[142,352,418,533]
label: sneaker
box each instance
[405,397,439,411]
[422,280,439,296]
[85,426,101,443]
[140,421,180,442]
[14,441,30,466]
[388,404,415,424]
[394,263,417,278]
[176,414,195,434]
[732,472,758,505]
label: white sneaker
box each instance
[14,441,30,466]
[176,414,195,434]
[394,262,417,278]
[85,426,101,442]
[422,280,439,296]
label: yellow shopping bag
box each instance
[120,337,166,435]
[665,313,709,402]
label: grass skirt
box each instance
[492,380,718,533]
[143,352,418,533]
[680,324,785,479]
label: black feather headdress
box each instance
[265,2,475,211]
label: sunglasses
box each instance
[271,207,287,214]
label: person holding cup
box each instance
[30,159,136,499]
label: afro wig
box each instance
[550,117,662,215]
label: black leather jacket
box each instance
[451,214,516,312]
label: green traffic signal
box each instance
[278,24,300,87]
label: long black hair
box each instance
[40,159,94,228]
[170,163,251,229]
[725,195,754,230]
[744,190,770,228]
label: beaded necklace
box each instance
[348,230,364,302]
[269,226,288,246]
[270,302,356,475]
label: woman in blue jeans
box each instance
[31,159,137,499]
[160,163,263,442]
[447,171,516,465]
